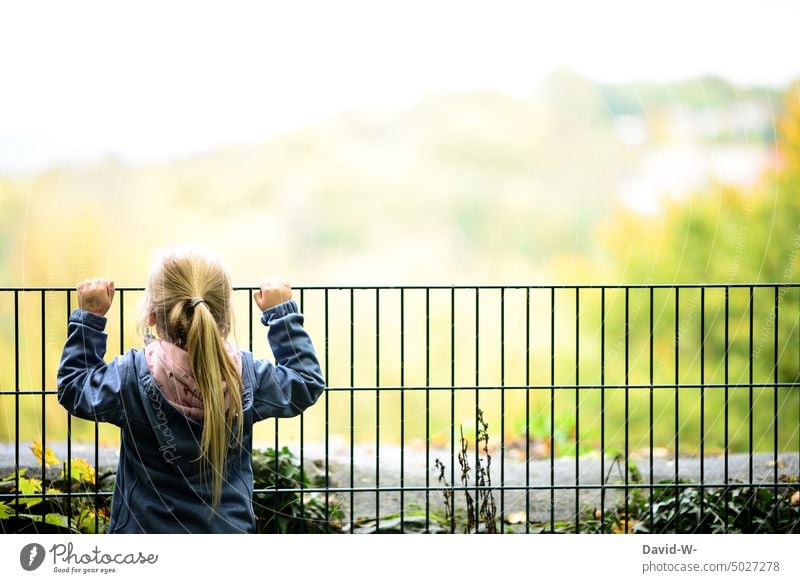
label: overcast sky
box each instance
[1,0,799,173]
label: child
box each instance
[56,247,326,533]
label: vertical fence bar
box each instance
[119,290,125,349]
[248,288,253,351]
[624,287,630,529]
[298,288,305,532]
[66,291,73,531]
[699,287,705,531]
[349,289,355,534]
[80,290,106,530]
[111,289,125,532]
[748,285,754,532]
[550,287,555,532]
[574,287,580,532]
[40,291,46,516]
[674,287,680,533]
[273,316,281,524]
[255,289,268,530]
[450,287,456,533]
[375,288,380,531]
[724,286,730,532]
[324,289,330,526]
[525,287,531,534]
[474,287,480,532]
[94,382,100,532]
[500,288,505,532]
[400,288,405,533]
[773,285,779,531]
[600,287,606,531]
[649,286,654,531]
[115,290,126,533]
[14,290,19,513]
[425,288,430,532]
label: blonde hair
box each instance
[139,247,243,508]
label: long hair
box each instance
[138,247,243,508]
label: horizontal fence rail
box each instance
[0,284,799,534]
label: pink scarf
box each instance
[144,338,243,422]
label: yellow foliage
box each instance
[30,440,60,467]
[778,87,800,173]
[70,458,96,484]
[613,516,638,534]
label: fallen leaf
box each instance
[613,516,638,534]
[791,491,799,507]
[766,460,786,469]
[505,511,526,524]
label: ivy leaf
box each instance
[20,496,43,509]
[12,476,45,508]
[76,509,97,533]
[76,508,109,534]
[30,440,61,467]
[45,513,69,528]
[16,476,43,496]
[15,513,73,531]
[0,501,12,519]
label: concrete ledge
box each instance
[2,442,797,524]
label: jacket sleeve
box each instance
[251,299,326,421]
[56,309,128,427]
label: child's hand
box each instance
[77,278,115,317]
[253,279,292,311]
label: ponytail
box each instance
[186,300,244,508]
[141,247,243,510]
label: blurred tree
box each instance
[602,83,800,384]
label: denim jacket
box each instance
[56,299,325,533]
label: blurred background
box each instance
[1,1,799,452]
[2,0,800,287]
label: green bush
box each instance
[251,445,343,533]
[575,476,800,534]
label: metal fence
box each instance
[1,284,799,534]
